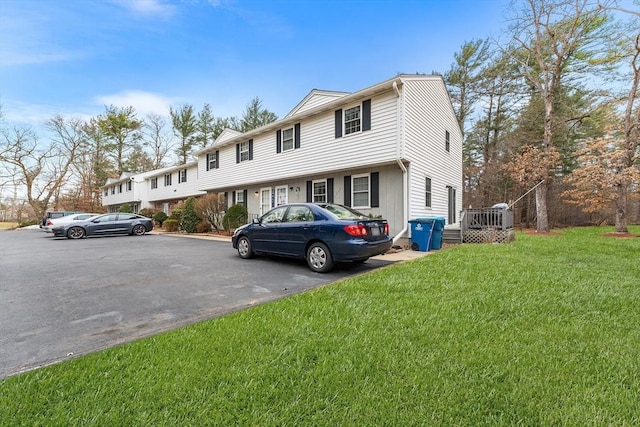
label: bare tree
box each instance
[0,115,85,220]
[144,112,173,169]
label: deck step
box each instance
[443,228,462,244]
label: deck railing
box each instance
[461,208,513,231]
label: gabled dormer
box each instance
[285,89,349,118]
[214,128,243,145]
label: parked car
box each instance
[39,211,79,228]
[232,203,392,273]
[42,213,101,233]
[51,213,153,239]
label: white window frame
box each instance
[282,127,294,151]
[344,104,361,135]
[236,190,245,206]
[151,177,158,189]
[111,186,115,195]
[178,168,187,183]
[164,173,172,186]
[239,141,250,162]
[313,180,327,203]
[352,174,370,208]
[275,185,288,206]
[425,177,432,208]
[126,181,132,191]
[207,152,217,170]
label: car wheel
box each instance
[306,242,334,273]
[67,226,85,239]
[131,224,147,236]
[237,236,254,259]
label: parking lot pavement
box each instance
[1,228,429,378]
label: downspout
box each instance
[392,80,409,245]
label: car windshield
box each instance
[318,204,368,220]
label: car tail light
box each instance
[344,224,368,237]
[384,223,389,235]
[46,220,53,226]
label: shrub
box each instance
[153,211,168,227]
[180,197,199,233]
[138,208,155,218]
[119,203,132,213]
[194,193,226,231]
[169,208,183,222]
[196,220,211,233]
[222,204,248,231]
[163,219,179,232]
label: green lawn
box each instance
[2,227,639,426]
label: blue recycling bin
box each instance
[421,217,446,250]
[408,219,432,252]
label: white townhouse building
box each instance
[102,162,206,214]
[101,74,462,243]
[196,74,463,242]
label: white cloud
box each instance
[94,90,177,117]
[111,0,176,17]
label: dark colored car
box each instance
[51,213,153,239]
[232,203,392,273]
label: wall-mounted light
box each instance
[254,191,259,195]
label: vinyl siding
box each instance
[219,165,405,236]
[198,90,400,191]
[147,164,206,202]
[402,77,463,224]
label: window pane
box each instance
[352,176,369,207]
[240,141,249,161]
[344,106,361,135]
[313,181,326,203]
[353,176,368,191]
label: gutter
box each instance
[392,80,409,245]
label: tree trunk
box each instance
[535,182,549,233]
[614,184,628,233]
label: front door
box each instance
[447,186,456,224]
[260,188,272,216]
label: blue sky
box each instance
[1,0,511,128]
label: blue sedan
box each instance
[232,203,392,273]
[51,213,153,239]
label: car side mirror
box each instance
[252,218,260,224]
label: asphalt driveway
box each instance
[0,228,393,378]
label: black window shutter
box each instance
[206,153,210,171]
[344,176,351,206]
[306,180,312,203]
[232,191,236,204]
[327,178,334,203]
[362,99,371,131]
[224,192,228,207]
[276,130,282,153]
[249,139,253,160]
[294,123,301,149]
[335,109,342,138]
[215,150,219,168]
[236,144,240,163]
[371,172,379,207]
[243,190,247,208]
